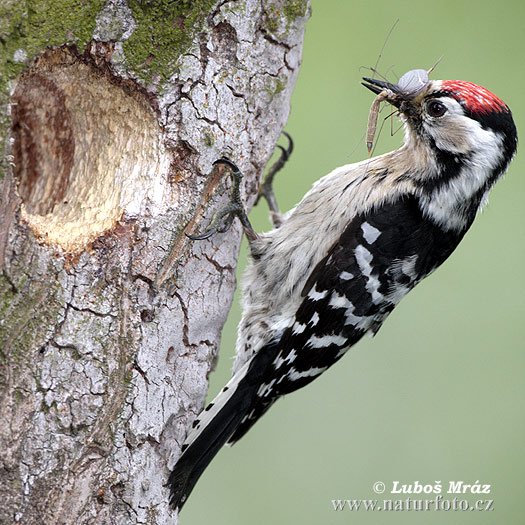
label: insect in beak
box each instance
[361,69,431,155]
[361,81,399,155]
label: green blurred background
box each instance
[183,1,524,523]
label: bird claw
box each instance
[186,159,253,241]
[186,228,217,241]
[255,131,293,228]
[187,131,293,240]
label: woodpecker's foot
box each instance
[187,158,257,242]
[256,131,294,228]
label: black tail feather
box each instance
[168,404,246,510]
[168,341,277,511]
[227,397,274,445]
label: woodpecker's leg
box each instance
[187,133,292,242]
[255,131,293,228]
[187,158,258,243]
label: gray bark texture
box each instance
[0,1,309,523]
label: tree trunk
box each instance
[0,1,309,523]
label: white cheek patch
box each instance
[418,97,505,231]
[423,98,502,158]
[423,99,471,154]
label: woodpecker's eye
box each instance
[427,100,447,117]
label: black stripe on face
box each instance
[412,92,516,195]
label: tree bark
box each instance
[0,1,309,523]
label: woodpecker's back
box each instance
[168,71,517,511]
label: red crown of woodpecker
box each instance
[441,80,509,115]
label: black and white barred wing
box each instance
[228,195,463,443]
[227,215,383,443]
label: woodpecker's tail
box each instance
[168,343,276,511]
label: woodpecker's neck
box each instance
[400,120,510,233]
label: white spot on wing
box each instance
[401,255,418,279]
[387,283,411,304]
[273,349,297,369]
[310,312,320,326]
[339,271,354,281]
[386,255,419,304]
[354,245,383,304]
[287,366,327,381]
[292,322,306,334]
[329,292,368,327]
[308,287,328,301]
[361,222,381,244]
[346,311,366,326]
[329,293,353,309]
[306,333,347,349]
[354,244,373,272]
[257,379,276,397]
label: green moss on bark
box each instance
[283,0,308,21]
[0,0,103,80]
[264,0,308,36]
[0,0,104,180]
[123,0,218,83]
[265,76,287,100]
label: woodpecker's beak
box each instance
[361,77,404,107]
[362,77,397,95]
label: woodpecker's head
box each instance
[363,69,516,160]
[362,69,517,231]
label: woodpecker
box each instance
[168,70,517,510]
